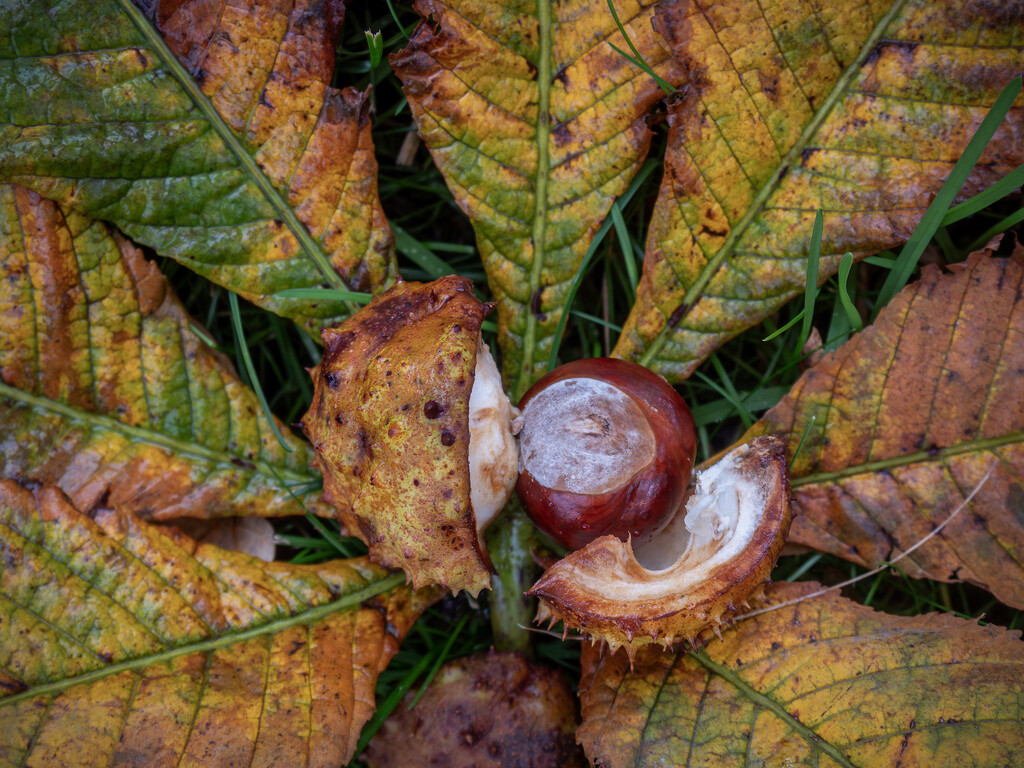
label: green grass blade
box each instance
[797,210,824,352]
[392,222,456,278]
[836,253,862,333]
[228,291,293,452]
[763,309,806,342]
[605,0,676,95]
[964,206,1024,253]
[875,76,1022,311]
[942,164,1024,226]
[274,288,373,303]
[610,201,638,292]
[355,652,435,755]
[407,614,470,710]
[547,159,659,370]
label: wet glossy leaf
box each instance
[0,184,326,520]
[744,248,1024,609]
[364,650,585,768]
[391,0,686,398]
[578,582,1024,768]
[0,0,394,329]
[613,0,1024,380]
[0,479,433,767]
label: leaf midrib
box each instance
[790,430,1022,489]
[690,649,857,768]
[636,0,912,369]
[513,0,554,402]
[0,382,316,485]
[0,571,406,707]
[115,0,349,296]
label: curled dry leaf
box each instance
[0,479,435,767]
[577,582,1024,768]
[0,184,325,521]
[0,0,395,328]
[363,650,585,768]
[303,277,520,596]
[528,435,791,659]
[744,247,1024,609]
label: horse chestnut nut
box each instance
[516,358,696,550]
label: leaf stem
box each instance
[514,0,554,402]
[790,430,1022,489]
[486,502,539,654]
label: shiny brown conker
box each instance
[516,358,696,550]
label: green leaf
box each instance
[0,0,396,330]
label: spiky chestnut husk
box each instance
[301,276,517,596]
[527,435,791,663]
[516,358,696,550]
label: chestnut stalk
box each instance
[516,358,697,550]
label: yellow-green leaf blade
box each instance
[742,248,1024,608]
[578,582,1024,767]
[0,0,394,328]
[614,0,1024,380]
[0,184,324,520]
[0,480,431,766]
[391,0,685,398]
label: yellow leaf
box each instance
[578,582,1024,767]
[0,184,324,520]
[745,248,1024,608]
[392,0,686,397]
[0,480,434,766]
[614,0,1024,380]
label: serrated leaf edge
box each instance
[114,0,352,297]
[634,0,912,369]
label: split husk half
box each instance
[528,435,792,660]
[302,277,519,596]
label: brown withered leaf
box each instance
[391,0,686,398]
[577,582,1024,768]
[614,0,1024,381]
[0,183,326,520]
[363,650,585,768]
[0,479,435,767]
[0,0,394,328]
[743,247,1024,608]
[303,277,495,596]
